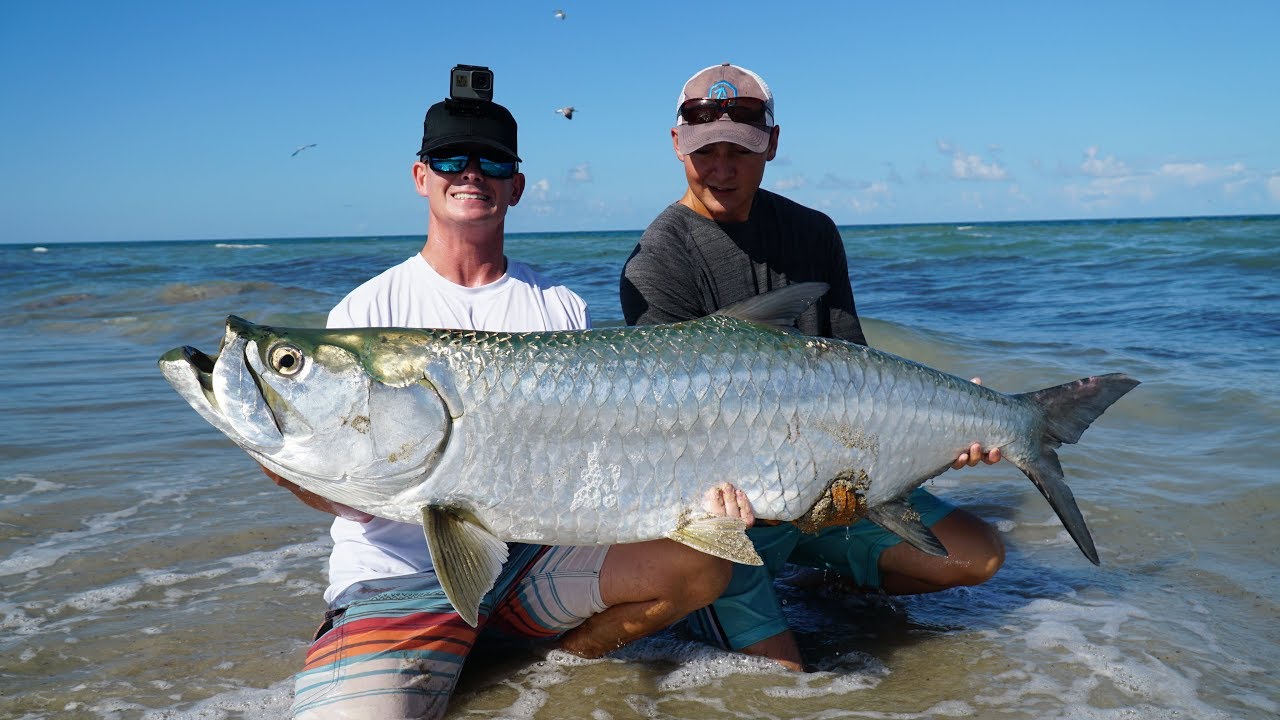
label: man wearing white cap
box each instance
[620,63,1006,671]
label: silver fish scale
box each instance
[419,316,1024,546]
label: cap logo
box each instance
[708,80,738,99]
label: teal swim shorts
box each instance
[681,487,955,651]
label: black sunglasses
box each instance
[425,153,518,179]
[678,97,772,127]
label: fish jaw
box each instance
[157,327,288,453]
[158,344,251,446]
[213,333,286,450]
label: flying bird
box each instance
[291,143,317,157]
[553,9,566,20]
[555,106,575,120]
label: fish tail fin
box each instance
[1006,373,1141,565]
[1019,373,1142,447]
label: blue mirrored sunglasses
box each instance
[425,154,518,179]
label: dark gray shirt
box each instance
[620,189,866,344]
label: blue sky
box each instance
[3,1,1277,244]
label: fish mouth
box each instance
[182,345,218,399]
[159,321,285,451]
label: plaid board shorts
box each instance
[291,543,609,719]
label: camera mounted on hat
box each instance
[418,63,521,162]
[447,64,494,116]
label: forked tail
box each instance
[1006,373,1141,564]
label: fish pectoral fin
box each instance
[866,500,948,558]
[666,516,763,566]
[421,505,508,627]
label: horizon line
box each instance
[7,212,1278,247]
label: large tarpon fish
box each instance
[158,283,1138,625]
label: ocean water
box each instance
[1,215,1276,719]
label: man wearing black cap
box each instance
[621,63,1005,672]
[276,87,738,719]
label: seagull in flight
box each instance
[553,9,566,20]
[555,106,575,120]
[291,143,317,157]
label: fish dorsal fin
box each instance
[712,282,830,329]
[421,506,509,627]
[666,515,763,566]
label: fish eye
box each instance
[268,344,305,376]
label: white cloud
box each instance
[1080,147,1129,178]
[953,153,1008,180]
[1061,153,1261,212]
[839,181,892,214]
[938,140,1008,181]
[772,175,806,191]
[567,163,592,183]
[1224,177,1252,196]
[1158,162,1245,186]
[526,178,552,201]
[819,173,858,190]
[1268,176,1280,202]
[1064,175,1156,209]
[844,195,881,213]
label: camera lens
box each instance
[471,71,492,91]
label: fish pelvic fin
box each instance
[712,282,830,329]
[866,499,948,557]
[1008,373,1141,565]
[666,515,763,566]
[421,506,509,627]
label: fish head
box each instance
[158,316,452,512]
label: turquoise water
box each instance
[1,215,1276,718]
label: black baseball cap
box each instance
[418,99,520,162]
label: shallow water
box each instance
[2,216,1276,718]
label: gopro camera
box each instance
[450,64,494,102]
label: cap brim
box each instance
[676,120,770,155]
[419,136,520,162]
